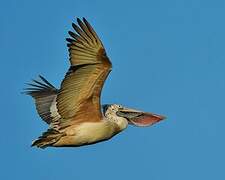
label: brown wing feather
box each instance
[56,18,112,125]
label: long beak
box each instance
[116,107,166,127]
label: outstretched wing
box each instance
[56,18,112,125]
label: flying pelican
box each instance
[24,18,165,148]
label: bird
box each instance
[24,18,166,148]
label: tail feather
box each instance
[31,129,64,148]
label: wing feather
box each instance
[83,18,102,45]
[77,18,96,44]
[24,76,59,124]
[56,18,112,125]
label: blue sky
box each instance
[1,0,225,179]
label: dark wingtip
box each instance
[68,31,78,39]
[38,74,44,80]
[77,17,82,24]
[66,38,74,43]
[83,17,88,24]
[72,22,76,29]
[72,22,79,30]
[68,31,73,36]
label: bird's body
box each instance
[24,18,165,148]
[53,120,125,147]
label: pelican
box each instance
[24,18,165,148]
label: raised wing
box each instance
[56,18,112,125]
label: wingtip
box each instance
[82,17,90,26]
[21,89,28,95]
[38,74,44,79]
[22,82,35,95]
[77,17,82,23]
[76,17,87,23]
[66,38,74,43]
[83,17,87,22]
[68,31,76,38]
[72,22,76,29]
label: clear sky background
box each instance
[1,0,225,179]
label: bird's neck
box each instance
[106,114,128,131]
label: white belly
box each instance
[54,121,117,147]
[75,121,115,143]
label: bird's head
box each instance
[102,104,165,127]
[102,104,128,130]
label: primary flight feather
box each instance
[24,18,165,148]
